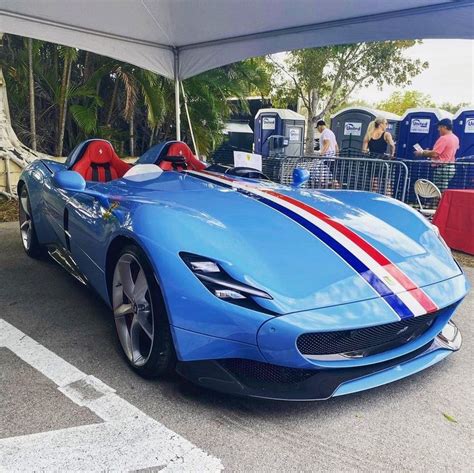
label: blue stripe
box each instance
[189,172,415,319]
[258,196,414,319]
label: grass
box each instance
[0,198,18,223]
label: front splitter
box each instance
[175,322,461,401]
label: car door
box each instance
[64,189,114,292]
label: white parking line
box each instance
[0,319,223,472]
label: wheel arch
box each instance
[105,235,139,304]
[105,233,167,304]
[17,179,26,194]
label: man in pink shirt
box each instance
[415,118,459,191]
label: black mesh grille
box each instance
[297,312,438,357]
[220,359,316,385]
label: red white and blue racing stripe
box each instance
[187,170,438,320]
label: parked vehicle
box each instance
[18,139,468,400]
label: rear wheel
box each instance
[18,186,42,258]
[111,245,176,377]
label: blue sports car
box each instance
[18,139,468,400]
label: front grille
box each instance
[297,312,438,357]
[220,359,316,385]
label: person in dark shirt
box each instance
[362,117,395,157]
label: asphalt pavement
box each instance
[0,221,472,472]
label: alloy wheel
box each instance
[19,187,33,251]
[112,253,155,367]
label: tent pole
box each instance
[180,82,199,158]
[174,50,181,141]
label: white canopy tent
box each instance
[1,0,473,140]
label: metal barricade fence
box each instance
[401,156,474,210]
[262,155,409,201]
[211,146,474,206]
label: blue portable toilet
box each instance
[330,107,400,152]
[453,107,474,158]
[396,108,453,159]
[254,108,306,158]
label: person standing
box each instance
[362,116,395,157]
[316,120,339,156]
[361,117,395,194]
[414,118,459,192]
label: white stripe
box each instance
[190,171,427,317]
[0,319,223,472]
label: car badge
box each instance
[383,275,396,286]
[99,148,103,154]
[103,201,120,221]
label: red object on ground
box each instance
[432,190,474,255]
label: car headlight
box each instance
[180,252,275,313]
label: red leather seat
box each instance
[158,142,206,172]
[72,141,131,182]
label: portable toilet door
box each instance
[254,110,280,157]
[330,107,400,152]
[282,117,305,156]
[453,107,474,158]
[396,108,453,159]
[254,108,305,157]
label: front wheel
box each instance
[111,245,176,377]
[18,186,42,258]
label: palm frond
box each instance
[70,104,98,134]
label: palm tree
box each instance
[115,65,166,155]
[181,58,272,154]
[56,46,78,156]
[1,34,272,158]
[27,38,37,150]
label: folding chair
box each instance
[414,179,441,219]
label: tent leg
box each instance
[181,82,199,158]
[174,50,181,141]
[175,77,181,141]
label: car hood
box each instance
[107,171,462,314]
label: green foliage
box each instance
[270,41,428,151]
[182,58,271,153]
[1,34,272,156]
[70,104,98,134]
[438,101,470,114]
[272,41,428,120]
[376,90,435,115]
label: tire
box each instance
[111,244,176,378]
[18,186,42,258]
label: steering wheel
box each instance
[157,155,188,170]
[225,167,270,180]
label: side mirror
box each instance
[292,168,310,188]
[53,170,111,210]
[53,170,86,192]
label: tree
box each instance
[438,101,470,114]
[0,33,52,199]
[27,38,37,151]
[376,90,435,115]
[56,46,78,156]
[271,41,428,152]
[182,57,272,154]
[1,34,272,158]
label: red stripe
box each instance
[195,171,438,313]
[263,190,437,313]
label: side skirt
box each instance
[47,246,88,286]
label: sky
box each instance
[355,39,474,106]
